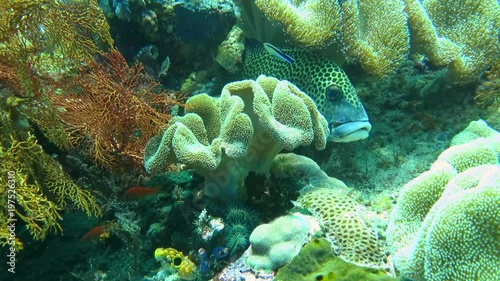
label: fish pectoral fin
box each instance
[263,43,295,64]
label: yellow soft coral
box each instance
[403,0,461,66]
[404,0,500,82]
[1,133,63,241]
[253,0,342,47]
[0,0,114,152]
[144,75,328,202]
[0,0,113,72]
[424,0,500,82]
[341,0,410,77]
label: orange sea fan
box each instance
[49,49,181,170]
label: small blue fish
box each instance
[263,43,295,64]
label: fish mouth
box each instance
[328,121,372,142]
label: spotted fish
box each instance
[243,40,371,142]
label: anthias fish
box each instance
[123,186,159,200]
[81,223,110,242]
[243,40,372,142]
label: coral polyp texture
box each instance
[297,188,388,269]
[236,0,499,79]
[253,0,342,47]
[424,0,500,82]
[387,120,500,281]
[402,0,461,67]
[404,0,500,82]
[449,119,500,146]
[341,0,409,77]
[144,75,328,202]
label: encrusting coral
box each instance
[275,238,396,281]
[387,119,500,281]
[297,188,388,269]
[144,75,328,202]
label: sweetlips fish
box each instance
[243,40,371,142]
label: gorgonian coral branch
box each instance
[49,49,181,170]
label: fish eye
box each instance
[325,85,343,102]
[172,257,183,267]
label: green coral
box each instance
[387,120,500,281]
[144,75,328,202]
[275,238,396,281]
[394,165,500,281]
[424,0,500,82]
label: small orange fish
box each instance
[123,186,159,200]
[81,224,110,242]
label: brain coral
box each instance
[387,120,500,281]
[297,188,387,269]
[144,75,328,202]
